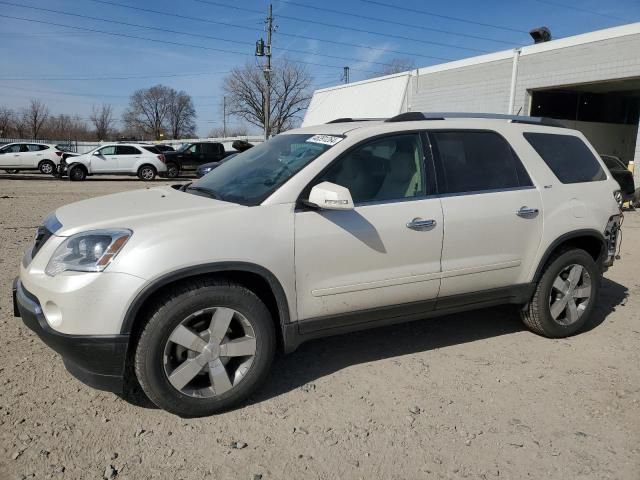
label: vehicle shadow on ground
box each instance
[119,277,628,412]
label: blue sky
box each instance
[1,0,639,136]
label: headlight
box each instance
[45,229,132,276]
[202,167,212,174]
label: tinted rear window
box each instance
[116,145,141,155]
[142,146,161,154]
[524,133,606,183]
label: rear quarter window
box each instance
[524,133,606,184]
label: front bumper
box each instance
[13,278,129,392]
[603,214,621,268]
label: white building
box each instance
[303,23,640,182]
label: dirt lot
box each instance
[0,173,639,480]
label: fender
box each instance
[119,262,291,335]
[531,229,606,283]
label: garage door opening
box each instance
[529,78,640,166]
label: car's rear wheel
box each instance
[68,165,87,181]
[38,160,55,175]
[137,165,157,181]
[521,248,599,337]
[134,279,276,417]
[165,162,179,178]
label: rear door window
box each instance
[116,145,141,155]
[524,133,606,183]
[430,130,533,194]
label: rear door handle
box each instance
[516,206,539,218]
[406,218,437,230]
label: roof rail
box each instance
[385,112,565,127]
[326,117,383,124]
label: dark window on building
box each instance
[430,131,532,194]
[524,133,606,183]
[116,145,141,155]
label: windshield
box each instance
[189,134,340,205]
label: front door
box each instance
[428,130,543,298]
[0,144,23,168]
[92,145,118,173]
[294,133,444,325]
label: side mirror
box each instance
[308,181,354,210]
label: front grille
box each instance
[32,226,53,258]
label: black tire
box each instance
[137,164,157,181]
[4,169,19,174]
[521,248,600,337]
[38,160,55,175]
[165,162,179,178]
[68,165,87,181]
[134,279,276,417]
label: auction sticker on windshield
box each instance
[306,135,343,146]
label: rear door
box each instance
[27,144,47,168]
[116,145,142,172]
[429,130,543,298]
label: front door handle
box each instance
[406,217,436,230]
[516,206,539,218]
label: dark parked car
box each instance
[154,144,175,153]
[195,153,238,178]
[162,142,229,178]
[600,154,635,207]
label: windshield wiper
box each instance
[186,185,221,200]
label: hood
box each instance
[53,186,240,236]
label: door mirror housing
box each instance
[308,182,355,210]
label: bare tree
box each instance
[43,114,91,141]
[167,91,196,139]
[207,126,249,138]
[22,99,49,139]
[370,58,417,77]
[90,104,115,141]
[123,85,174,140]
[0,106,14,137]
[224,59,312,135]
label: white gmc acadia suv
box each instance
[13,113,622,416]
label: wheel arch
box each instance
[532,229,606,284]
[121,262,292,351]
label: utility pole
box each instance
[342,66,350,84]
[255,4,273,140]
[222,96,227,138]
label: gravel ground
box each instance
[1,173,639,480]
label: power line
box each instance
[85,0,455,62]
[0,72,232,81]
[531,0,626,21]
[227,0,517,45]
[1,1,412,69]
[196,0,491,53]
[356,0,528,34]
[0,14,379,74]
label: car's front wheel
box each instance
[68,165,87,181]
[134,279,276,417]
[521,248,600,337]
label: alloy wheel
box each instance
[163,307,257,398]
[548,264,592,325]
[140,167,155,180]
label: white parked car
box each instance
[0,142,65,174]
[14,113,622,416]
[60,143,167,181]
